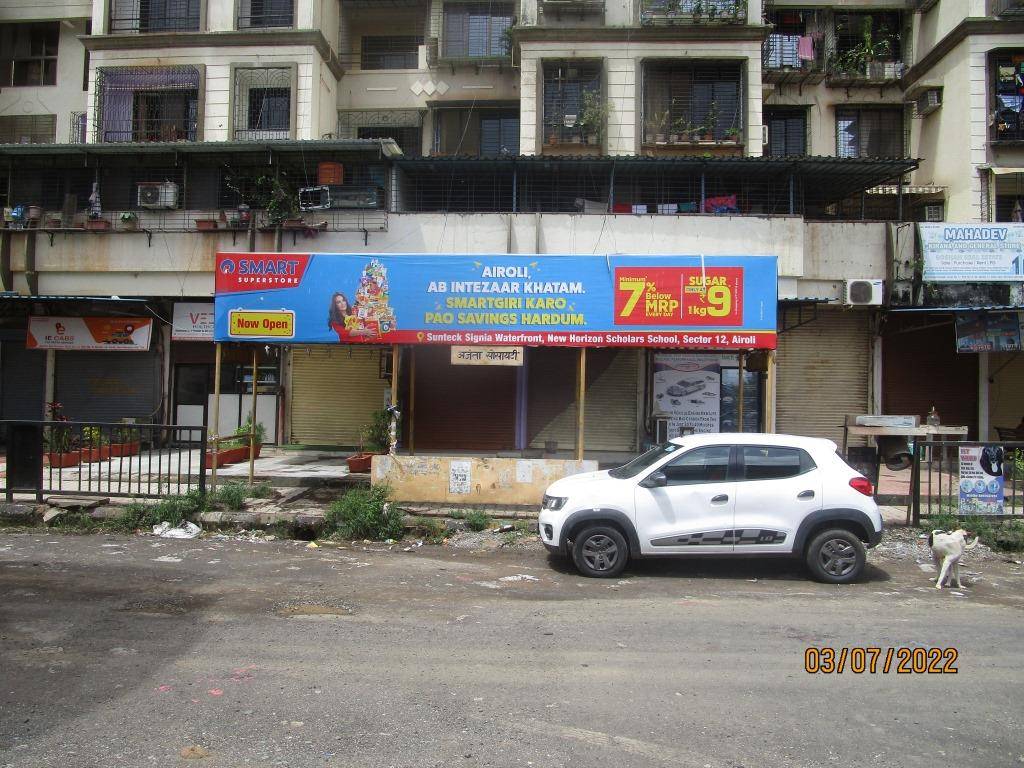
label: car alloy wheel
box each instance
[818,537,858,578]
[581,533,619,572]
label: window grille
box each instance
[70,112,87,144]
[0,23,59,87]
[542,60,602,146]
[641,61,743,144]
[108,0,201,33]
[233,68,291,140]
[337,110,424,156]
[432,108,519,156]
[640,0,743,26]
[440,2,513,61]
[0,115,57,144]
[992,54,1024,142]
[94,66,201,143]
[836,107,903,158]
[237,0,294,29]
[361,36,423,69]
[764,109,806,157]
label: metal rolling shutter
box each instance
[776,309,871,446]
[290,346,388,446]
[55,350,161,423]
[1,341,46,420]
[528,348,639,452]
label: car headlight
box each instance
[542,494,567,511]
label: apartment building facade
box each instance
[0,0,1021,460]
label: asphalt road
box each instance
[1,531,1023,768]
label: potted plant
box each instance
[110,425,141,457]
[194,218,219,231]
[650,110,670,144]
[81,426,111,462]
[702,101,719,141]
[670,116,689,144]
[119,211,138,231]
[724,126,741,143]
[44,402,80,468]
[347,409,394,472]
[85,216,111,231]
[692,0,703,22]
[206,418,266,468]
[44,215,62,229]
[578,91,608,147]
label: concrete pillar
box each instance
[43,349,55,419]
[978,351,989,441]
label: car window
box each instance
[609,442,682,479]
[740,446,815,481]
[659,445,732,485]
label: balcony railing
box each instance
[70,112,87,144]
[93,66,201,144]
[108,0,201,33]
[993,110,1024,142]
[640,0,746,26]
[826,57,905,85]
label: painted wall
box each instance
[371,453,598,505]
[2,0,91,22]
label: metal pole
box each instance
[390,345,401,454]
[738,352,745,432]
[248,347,258,486]
[211,342,221,494]
[409,346,416,455]
[576,347,586,461]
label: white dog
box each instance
[928,529,980,590]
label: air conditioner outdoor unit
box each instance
[845,278,884,306]
[137,181,179,209]
[915,88,942,117]
[924,202,944,222]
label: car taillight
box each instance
[849,476,874,497]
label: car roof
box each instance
[669,432,838,454]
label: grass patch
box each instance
[410,516,447,544]
[325,485,402,541]
[214,482,248,511]
[464,510,491,532]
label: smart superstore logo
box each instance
[216,253,312,292]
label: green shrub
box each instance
[325,485,402,540]
[411,516,446,543]
[250,481,274,499]
[115,489,209,531]
[465,510,491,532]
[215,482,248,511]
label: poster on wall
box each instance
[919,223,1024,282]
[27,316,153,352]
[652,354,724,435]
[954,312,1023,353]
[214,252,778,349]
[958,445,1005,516]
[172,303,215,341]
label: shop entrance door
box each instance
[174,364,210,441]
[412,346,516,451]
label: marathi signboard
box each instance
[958,445,1005,516]
[214,253,778,348]
[920,223,1024,282]
[27,316,153,352]
[954,312,1023,353]
[171,302,214,341]
[451,346,524,366]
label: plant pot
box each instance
[120,219,138,231]
[655,134,667,144]
[109,441,140,457]
[26,205,42,222]
[195,219,218,230]
[46,451,81,468]
[85,219,111,231]
[205,443,261,468]
[702,132,714,142]
[82,446,112,462]
[44,217,62,229]
[346,452,375,473]
[669,134,680,144]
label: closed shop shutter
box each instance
[413,345,516,451]
[1,340,46,421]
[989,352,1024,440]
[528,348,639,452]
[55,349,161,423]
[290,346,388,446]
[883,314,977,438]
[776,309,871,446]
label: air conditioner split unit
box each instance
[137,181,179,209]
[845,279,884,306]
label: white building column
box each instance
[978,351,989,441]
[43,349,55,419]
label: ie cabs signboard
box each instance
[214,252,778,349]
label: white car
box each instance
[539,433,882,583]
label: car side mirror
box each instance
[641,471,667,489]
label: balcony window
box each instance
[238,0,294,29]
[0,23,59,87]
[764,109,806,157]
[0,115,57,144]
[338,110,424,157]
[234,68,292,140]
[433,108,519,156]
[442,3,513,61]
[95,66,200,143]
[832,12,903,80]
[640,0,744,26]
[642,61,743,146]
[108,0,201,33]
[542,61,603,150]
[361,36,423,70]
[836,107,902,158]
[992,54,1024,142]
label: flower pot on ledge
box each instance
[195,219,218,231]
[346,452,377,473]
[109,441,140,457]
[205,443,262,468]
[85,219,111,231]
[46,451,81,468]
[82,446,112,462]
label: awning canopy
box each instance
[0,138,404,161]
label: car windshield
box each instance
[608,442,682,479]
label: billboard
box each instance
[920,223,1024,282]
[214,253,778,349]
[27,316,153,352]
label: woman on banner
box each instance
[327,292,355,342]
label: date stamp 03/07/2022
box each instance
[805,647,959,675]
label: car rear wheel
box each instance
[805,528,866,584]
[571,525,628,578]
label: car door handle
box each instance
[711,494,729,503]
[798,490,815,500]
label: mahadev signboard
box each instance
[27,316,153,351]
[172,302,215,341]
[958,445,1005,516]
[920,223,1024,282]
[214,253,778,349]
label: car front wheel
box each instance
[571,525,628,578]
[805,528,866,584]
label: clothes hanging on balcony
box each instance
[797,37,814,62]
